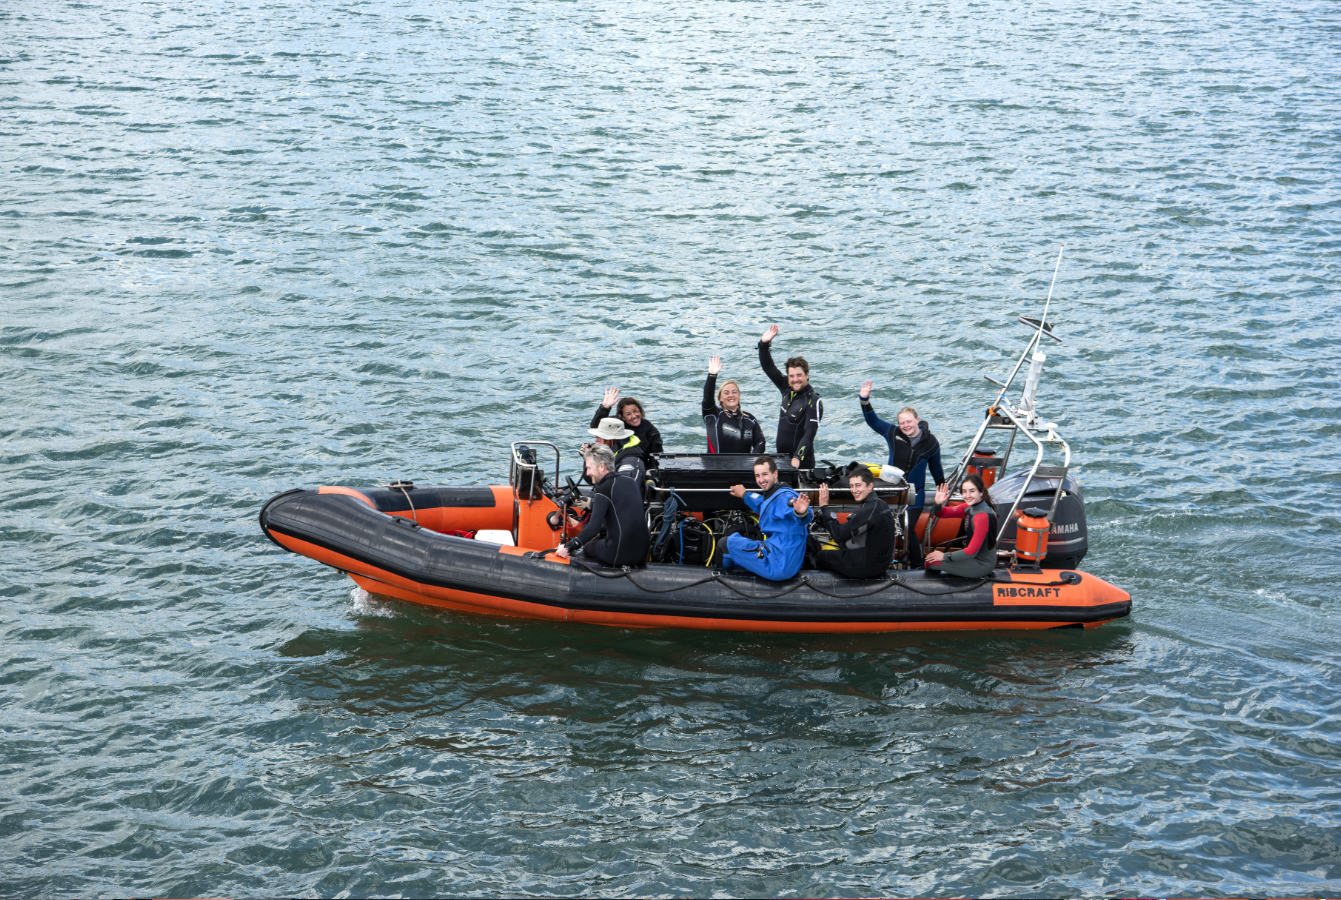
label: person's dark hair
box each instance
[752,455,778,473]
[784,356,809,375]
[849,467,875,486]
[616,398,644,418]
[961,473,993,507]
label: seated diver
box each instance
[556,444,649,567]
[924,474,998,578]
[722,455,812,581]
[811,467,896,579]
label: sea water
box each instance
[3,0,1339,895]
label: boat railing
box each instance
[985,413,1071,541]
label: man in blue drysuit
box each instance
[722,455,813,581]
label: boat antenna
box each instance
[942,245,1066,495]
[986,244,1064,416]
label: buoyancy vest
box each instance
[939,499,998,578]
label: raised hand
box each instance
[708,355,722,376]
[934,483,950,506]
[793,492,811,516]
[760,324,778,344]
[860,379,873,400]
[602,386,620,409]
[817,484,830,507]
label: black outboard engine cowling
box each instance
[989,470,1088,568]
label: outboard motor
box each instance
[990,469,1088,568]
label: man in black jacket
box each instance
[811,468,895,579]
[758,324,822,469]
[556,444,649,567]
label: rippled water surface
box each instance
[3,0,1339,896]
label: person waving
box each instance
[702,355,766,454]
[757,325,822,469]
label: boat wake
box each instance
[349,585,397,619]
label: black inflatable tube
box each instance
[261,490,1130,627]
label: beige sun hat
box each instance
[588,417,633,440]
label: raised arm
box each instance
[859,379,893,438]
[702,361,719,418]
[591,386,620,428]
[758,326,787,391]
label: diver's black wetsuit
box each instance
[702,373,766,454]
[565,470,649,567]
[612,442,646,485]
[813,494,896,578]
[759,341,822,467]
[580,437,646,486]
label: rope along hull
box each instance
[261,488,1131,633]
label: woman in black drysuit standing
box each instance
[702,355,766,454]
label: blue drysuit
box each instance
[722,485,813,581]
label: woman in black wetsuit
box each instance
[702,355,766,454]
[590,386,663,456]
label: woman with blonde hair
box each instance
[702,355,765,454]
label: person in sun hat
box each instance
[582,417,647,485]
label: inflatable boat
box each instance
[259,283,1132,634]
[258,477,1129,633]
[259,430,1130,633]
